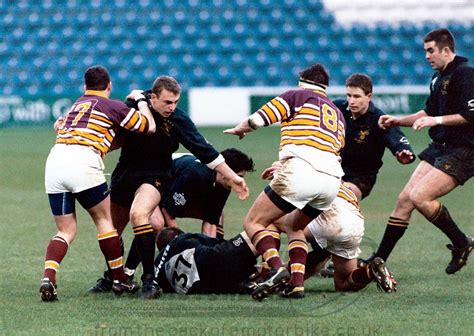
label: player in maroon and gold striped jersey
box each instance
[225,63,346,300]
[40,65,155,301]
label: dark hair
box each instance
[84,65,110,90]
[156,227,184,251]
[221,148,255,173]
[299,63,329,87]
[345,73,373,95]
[151,76,181,97]
[424,28,455,52]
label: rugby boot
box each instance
[88,271,113,293]
[319,260,334,278]
[39,278,58,302]
[446,236,474,274]
[141,274,162,299]
[251,267,290,301]
[369,257,397,293]
[280,284,305,299]
[112,278,140,296]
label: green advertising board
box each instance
[0,93,189,127]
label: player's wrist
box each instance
[434,116,443,125]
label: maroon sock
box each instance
[97,230,127,282]
[251,229,282,269]
[43,236,69,284]
[288,239,308,287]
[350,266,372,287]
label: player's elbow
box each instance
[146,123,156,134]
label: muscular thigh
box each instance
[130,184,162,226]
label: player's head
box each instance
[423,29,456,71]
[156,227,184,251]
[299,63,329,89]
[150,76,181,118]
[84,65,110,91]
[221,148,255,174]
[217,148,255,190]
[345,73,372,115]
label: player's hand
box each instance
[395,149,415,164]
[412,116,437,131]
[53,116,65,132]
[230,175,249,200]
[126,89,145,101]
[378,115,399,129]
[261,161,282,180]
[223,127,246,140]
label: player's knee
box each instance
[409,188,428,210]
[129,208,146,225]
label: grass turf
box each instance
[0,126,472,335]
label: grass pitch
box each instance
[0,126,473,336]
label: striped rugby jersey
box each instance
[337,182,360,211]
[256,88,345,177]
[56,90,148,158]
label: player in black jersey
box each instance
[376,29,474,274]
[335,73,415,200]
[154,228,259,294]
[89,76,249,299]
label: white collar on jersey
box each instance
[298,79,327,93]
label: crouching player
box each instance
[302,183,397,294]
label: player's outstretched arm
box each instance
[214,161,249,200]
[379,110,427,129]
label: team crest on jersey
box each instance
[354,126,370,144]
[441,79,450,95]
[173,192,186,206]
[161,119,173,135]
[232,237,244,246]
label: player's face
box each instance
[424,41,450,71]
[346,86,371,116]
[150,89,180,118]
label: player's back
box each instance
[56,91,147,157]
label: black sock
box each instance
[125,237,141,271]
[375,217,409,261]
[133,224,156,276]
[427,204,467,247]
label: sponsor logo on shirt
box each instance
[173,192,186,206]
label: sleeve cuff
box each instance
[206,154,225,169]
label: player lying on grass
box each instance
[153,163,397,297]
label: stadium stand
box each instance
[1,0,473,95]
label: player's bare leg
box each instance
[410,163,472,274]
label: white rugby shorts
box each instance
[307,197,364,259]
[269,157,341,211]
[45,144,106,194]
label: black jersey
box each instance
[424,56,474,147]
[114,90,220,178]
[155,233,257,294]
[334,100,413,176]
[162,155,230,225]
